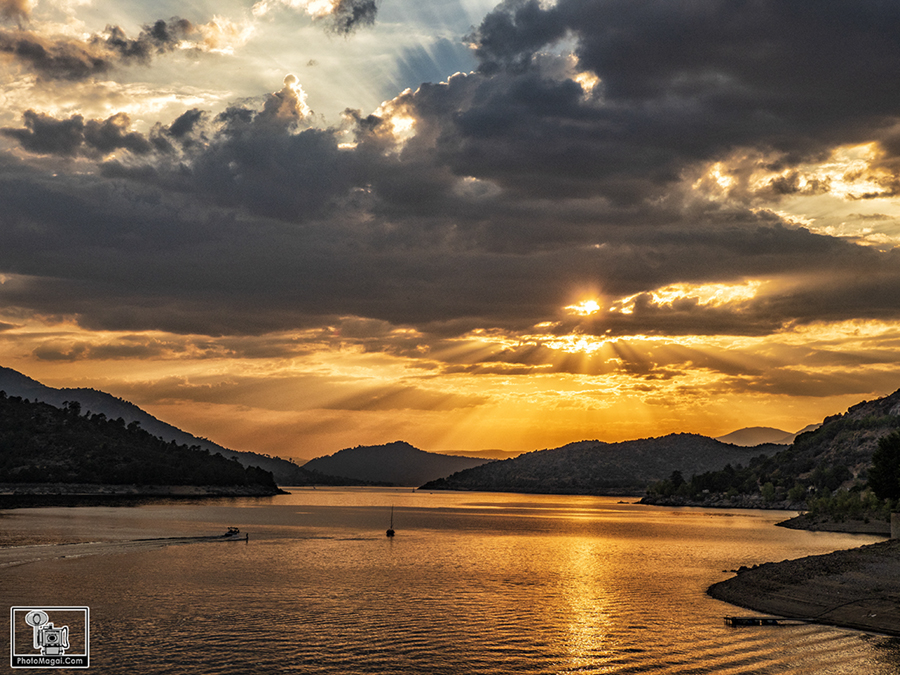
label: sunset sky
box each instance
[2,0,900,461]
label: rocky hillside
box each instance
[643,387,900,508]
[418,434,783,495]
[780,391,900,485]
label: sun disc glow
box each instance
[565,299,601,316]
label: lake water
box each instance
[1,488,898,674]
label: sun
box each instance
[565,299,601,316]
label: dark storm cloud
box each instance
[99,80,359,222]
[259,0,378,35]
[1,154,898,341]
[180,125,356,220]
[1,110,152,157]
[166,109,207,140]
[461,0,900,199]
[3,0,900,347]
[0,29,112,80]
[101,18,195,63]
[471,0,567,72]
[328,0,378,35]
[0,18,199,81]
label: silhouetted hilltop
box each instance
[0,366,345,486]
[0,392,280,493]
[716,427,793,446]
[419,434,783,495]
[442,449,523,461]
[302,441,489,486]
[715,424,820,446]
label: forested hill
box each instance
[302,442,489,486]
[643,387,900,508]
[418,434,784,495]
[0,392,281,493]
[0,366,324,485]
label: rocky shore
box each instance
[642,494,892,535]
[709,538,900,636]
[776,512,891,535]
[640,493,804,510]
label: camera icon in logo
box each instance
[24,610,69,656]
[10,606,88,668]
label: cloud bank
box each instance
[4,2,899,333]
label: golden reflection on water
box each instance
[560,538,615,672]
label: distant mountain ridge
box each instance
[715,425,819,446]
[0,366,337,485]
[419,434,785,495]
[716,427,794,446]
[444,449,523,461]
[302,442,490,486]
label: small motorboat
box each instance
[222,527,248,541]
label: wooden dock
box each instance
[725,616,796,627]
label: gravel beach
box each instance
[709,538,900,636]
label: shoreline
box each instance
[776,512,891,535]
[0,482,287,496]
[708,538,900,637]
[0,483,287,509]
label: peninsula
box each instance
[709,538,900,636]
